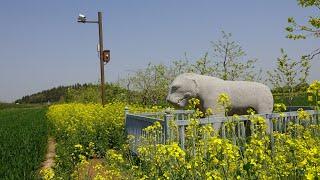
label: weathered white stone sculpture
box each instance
[166,73,273,115]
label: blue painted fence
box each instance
[125,107,320,152]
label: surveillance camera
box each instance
[77,13,86,23]
[79,13,86,19]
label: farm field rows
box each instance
[0,107,48,179]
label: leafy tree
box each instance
[119,58,193,106]
[128,63,170,106]
[168,55,193,79]
[286,0,320,60]
[190,52,215,75]
[211,31,261,81]
[118,74,137,103]
[148,64,169,105]
[267,49,311,105]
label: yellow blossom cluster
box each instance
[308,80,320,95]
[307,80,320,106]
[137,143,186,179]
[105,149,125,167]
[274,103,287,113]
[297,108,311,121]
[217,93,231,107]
[39,167,55,180]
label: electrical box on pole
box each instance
[102,50,110,63]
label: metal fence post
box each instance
[179,126,185,150]
[221,123,226,138]
[124,107,129,122]
[266,114,275,157]
[164,110,173,143]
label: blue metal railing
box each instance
[125,107,320,152]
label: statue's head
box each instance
[166,73,199,107]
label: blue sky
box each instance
[0,0,319,102]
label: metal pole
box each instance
[98,12,106,106]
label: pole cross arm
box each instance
[78,20,99,24]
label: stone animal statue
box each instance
[166,73,274,115]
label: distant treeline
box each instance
[15,85,69,104]
[14,83,148,105]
